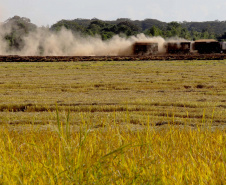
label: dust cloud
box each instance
[0,25,179,56]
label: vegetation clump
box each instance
[0,121,225,184]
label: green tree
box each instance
[86,20,105,35]
[116,21,140,36]
[180,28,191,40]
[148,26,163,36]
[191,29,202,40]
[166,22,182,37]
[50,20,84,33]
[201,30,213,39]
[3,16,37,50]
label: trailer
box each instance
[133,42,158,55]
[194,39,221,54]
[166,42,191,54]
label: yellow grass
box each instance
[0,121,225,184]
[0,60,225,126]
[0,60,225,184]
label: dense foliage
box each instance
[2,16,37,50]
[51,18,226,41]
[1,16,226,51]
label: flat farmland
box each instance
[0,60,226,184]
[0,60,225,128]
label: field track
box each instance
[1,54,226,62]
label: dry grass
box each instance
[0,60,225,126]
[0,60,225,183]
[0,122,225,184]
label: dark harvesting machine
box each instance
[133,40,226,55]
[133,42,158,55]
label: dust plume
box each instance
[0,23,168,56]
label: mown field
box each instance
[0,60,225,184]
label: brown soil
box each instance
[0,54,226,62]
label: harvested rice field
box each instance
[0,60,225,184]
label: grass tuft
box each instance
[0,118,225,184]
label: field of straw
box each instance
[0,60,225,184]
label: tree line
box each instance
[2,16,226,51]
[51,18,226,41]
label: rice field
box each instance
[0,60,225,184]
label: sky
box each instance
[0,0,226,26]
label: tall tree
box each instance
[3,16,37,50]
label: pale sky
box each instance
[0,0,226,26]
